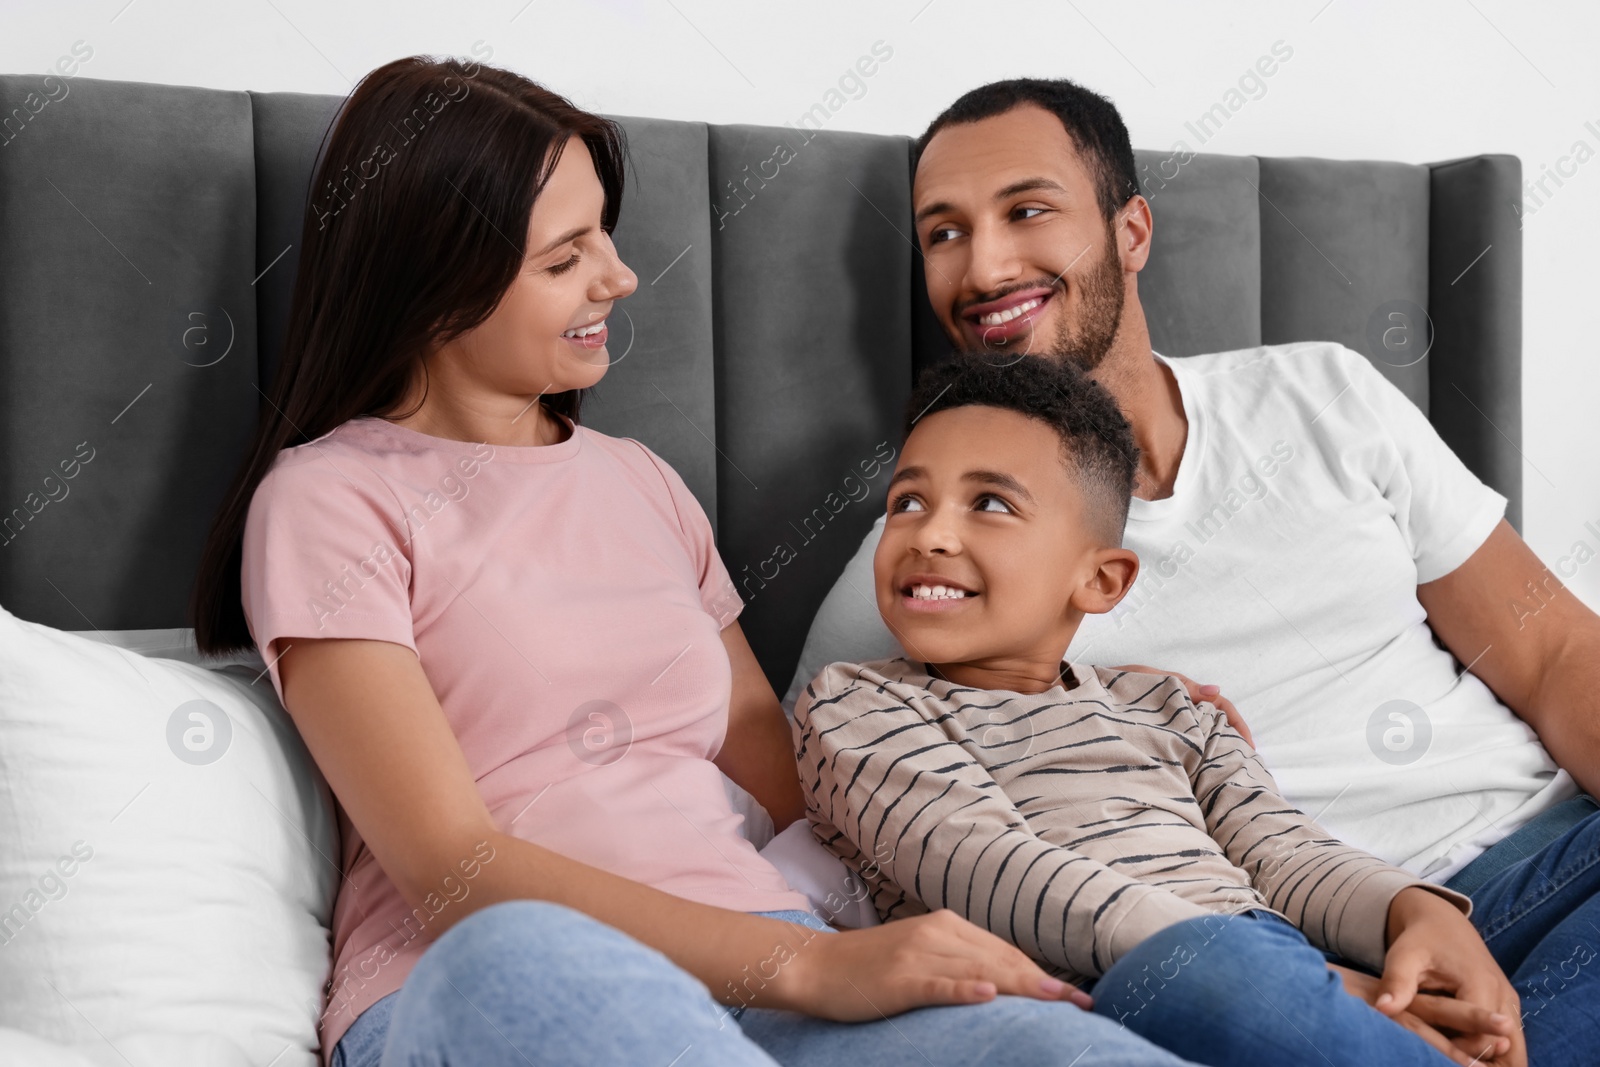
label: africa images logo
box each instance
[166,699,233,766]
[1365,699,1431,766]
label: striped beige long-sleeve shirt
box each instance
[794,657,1469,981]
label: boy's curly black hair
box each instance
[903,354,1141,541]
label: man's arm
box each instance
[1417,519,1600,797]
[794,664,1206,979]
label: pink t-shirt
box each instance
[240,412,810,1062]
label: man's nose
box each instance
[963,223,1025,297]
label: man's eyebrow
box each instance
[995,177,1067,200]
[913,178,1068,227]
[533,225,591,257]
[887,465,1036,504]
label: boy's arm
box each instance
[794,663,1208,980]
[1188,696,1470,972]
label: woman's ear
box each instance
[1068,547,1140,616]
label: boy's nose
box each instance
[909,511,961,556]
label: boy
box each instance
[793,354,1523,1067]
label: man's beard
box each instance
[958,222,1126,372]
[1049,223,1125,373]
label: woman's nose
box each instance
[599,233,638,300]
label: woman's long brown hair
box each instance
[191,55,625,654]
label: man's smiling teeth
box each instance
[562,322,605,338]
[977,297,1043,327]
[909,584,973,600]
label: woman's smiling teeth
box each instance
[977,297,1043,327]
[562,322,606,338]
[909,584,974,600]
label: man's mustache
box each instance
[953,279,1066,322]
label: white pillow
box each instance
[758,821,882,929]
[721,774,776,850]
[51,627,873,976]
[69,627,268,672]
[0,1027,252,1066]
[0,607,336,1067]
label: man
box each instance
[786,77,1600,1054]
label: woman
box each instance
[190,56,1197,1067]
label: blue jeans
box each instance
[1090,798,1600,1067]
[1089,910,1456,1066]
[331,901,1198,1066]
[1443,796,1600,1066]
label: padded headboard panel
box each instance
[0,72,1522,689]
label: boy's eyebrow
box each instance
[888,465,1036,504]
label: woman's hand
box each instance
[1375,887,1525,1066]
[775,908,1091,1020]
[1327,962,1515,1065]
[1110,664,1253,747]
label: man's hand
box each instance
[1377,887,1525,1066]
[1110,664,1253,747]
[1328,962,1514,1065]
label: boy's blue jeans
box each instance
[1098,798,1600,1067]
[1091,910,1457,1065]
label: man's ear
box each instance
[1069,547,1140,616]
[1118,195,1154,274]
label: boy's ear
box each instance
[1069,547,1140,616]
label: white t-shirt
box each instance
[783,341,1575,882]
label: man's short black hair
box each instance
[915,77,1139,226]
[903,354,1140,540]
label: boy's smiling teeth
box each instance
[909,584,975,600]
[977,297,1043,327]
[562,322,606,338]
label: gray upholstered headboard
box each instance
[0,72,1522,689]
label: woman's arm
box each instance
[713,621,805,832]
[276,635,1080,1020]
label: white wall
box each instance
[8,0,1599,612]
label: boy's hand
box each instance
[1110,664,1253,747]
[1377,887,1525,1066]
[1328,962,1515,1065]
[774,908,1092,1020]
